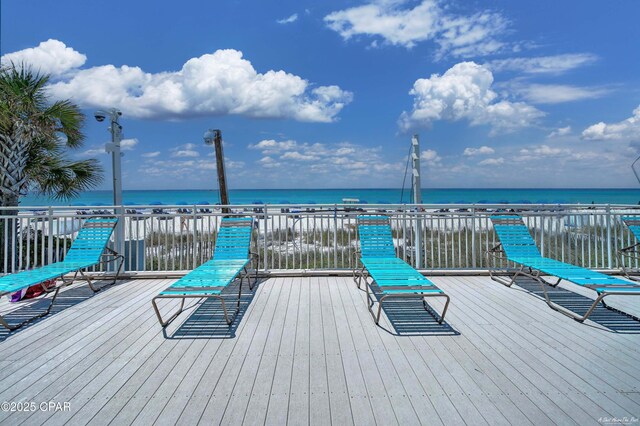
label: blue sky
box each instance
[2,0,640,190]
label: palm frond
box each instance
[1,63,102,202]
[28,157,104,200]
[45,100,86,147]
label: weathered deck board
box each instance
[0,275,637,426]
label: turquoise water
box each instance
[19,188,640,206]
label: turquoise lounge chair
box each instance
[151,217,257,327]
[0,217,123,330]
[619,216,640,282]
[488,215,640,322]
[354,215,450,325]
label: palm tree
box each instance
[0,64,103,271]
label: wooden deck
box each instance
[0,275,638,425]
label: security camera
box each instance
[94,113,106,122]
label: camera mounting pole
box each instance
[95,108,124,258]
[204,129,230,214]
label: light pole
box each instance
[95,108,124,259]
[411,134,423,269]
[204,129,230,214]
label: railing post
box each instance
[415,212,423,269]
[333,205,338,268]
[119,206,126,272]
[47,206,54,265]
[540,215,545,257]
[192,204,197,269]
[471,206,476,268]
[606,204,612,269]
[263,204,268,272]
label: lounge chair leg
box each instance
[354,266,365,289]
[539,274,562,287]
[0,286,61,331]
[618,245,640,282]
[60,271,80,289]
[217,296,235,326]
[78,270,99,292]
[152,297,185,327]
[487,250,522,287]
[437,295,450,324]
[365,282,378,323]
[253,265,258,290]
[110,254,124,286]
[237,274,244,311]
[536,277,600,322]
[422,294,450,324]
[601,298,640,322]
[376,295,386,324]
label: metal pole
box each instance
[412,135,423,269]
[204,130,230,214]
[102,109,125,263]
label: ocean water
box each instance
[19,188,640,206]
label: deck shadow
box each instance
[0,279,122,341]
[374,293,460,336]
[164,278,264,339]
[513,276,640,333]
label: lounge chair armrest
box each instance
[103,246,122,257]
[249,251,260,268]
[352,249,361,264]
[620,242,640,253]
[487,243,503,253]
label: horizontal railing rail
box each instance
[1,203,639,274]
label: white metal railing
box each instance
[1,203,638,274]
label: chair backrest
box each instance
[622,216,640,240]
[63,218,118,264]
[357,215,396,258]
[214,217,253,260]
[490,215,542,259]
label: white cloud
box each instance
[0,39,86,76]
[172,150,199,158]
[335,147,355,156]
[547,126,572,138]
[582,105,640,141]
[518,144,568,160]
[400,62,544,135]
[478,157,504,166]
[514,143,605,165]
[120,138,138,151]
[258,156,281,168]
[249,139,297,153]
[80,147,106,157]
[249,138,403,182]
[277,13,298,24]
[420,149,441,165]
[171,143,200,158]
[324,0,511,58]
[463,146,495,156]
[16,41,353,122]
[488,53,598,74]
[142,151,161,158]
[509,83,609,104]
[281,151,318,161]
